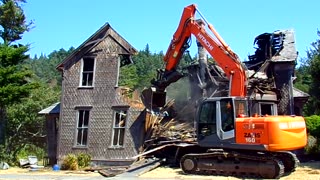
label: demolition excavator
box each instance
[141,4,307,179]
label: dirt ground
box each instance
[0,161,319,179]
[140,161,320,179]
[0,167,101,177]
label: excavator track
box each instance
[180,150,285,179]
[272,151,299,173]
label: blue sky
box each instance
[20,0,319,62]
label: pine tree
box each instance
[0,0,36,145]
[307,31,320,115]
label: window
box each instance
[260,103,276,116]
[235,100,248,117]
[76,109,90,146]
[220,99,234,132]
[54,117,59,134]
[111,109,127,147]
[198,102,217,139]
[81,57,95,87]
[116,55,133,87]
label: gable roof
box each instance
[57,23,137,70]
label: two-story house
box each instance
[46,23,146,166]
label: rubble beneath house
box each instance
[143,99,196,144]
[115,86,194,144]
[116,86,196,148]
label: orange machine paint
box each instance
[235,116,307,151]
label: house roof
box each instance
[57,23,137,70]
[293,87,309,98]
[38,102,60,115]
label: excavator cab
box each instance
[197,97,248,145]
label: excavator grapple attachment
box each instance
[141,87,166,110]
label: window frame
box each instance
[110,107,129,148]
[216,98,235,140]
[115,56,120,88]
[79,57,96,88]
[258,102,277,116]
[116,54,134,88]
[74,107,92,147]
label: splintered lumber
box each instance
[143,98,196,145]
[145,113,163,140]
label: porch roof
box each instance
[38,102,60,115]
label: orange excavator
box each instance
[141,4,307,179]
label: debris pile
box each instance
[144,99,196,146]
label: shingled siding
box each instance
[58,35,142,163]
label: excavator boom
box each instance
[142,4,247,109]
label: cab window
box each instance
[198,102,217,139]
[220,99,234,132]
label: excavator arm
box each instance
[142,4,247,109]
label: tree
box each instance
[26,47,74,88]
[303,31,320,115]
[0,0,32,45]
[121,44,194,93]
[0,0,35,147]
[130,45,163,90]
[3,82,59,164]
[119,64,138,90]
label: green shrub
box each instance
[60,153,91,170]
[0,145,12,164]
[16,144,46,161]
[305,135,320,154]
[77,153,91,168]
[61,154,78,170]
[304,115,320,154]
[305,115,320,138]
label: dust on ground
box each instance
[140,161,320,180]
[0,167,100,176]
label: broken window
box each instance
[81,57,95,87]
[76,109,90,146]
[119,54,133,67]
[111,109,127,147]
[118,54,134,88]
